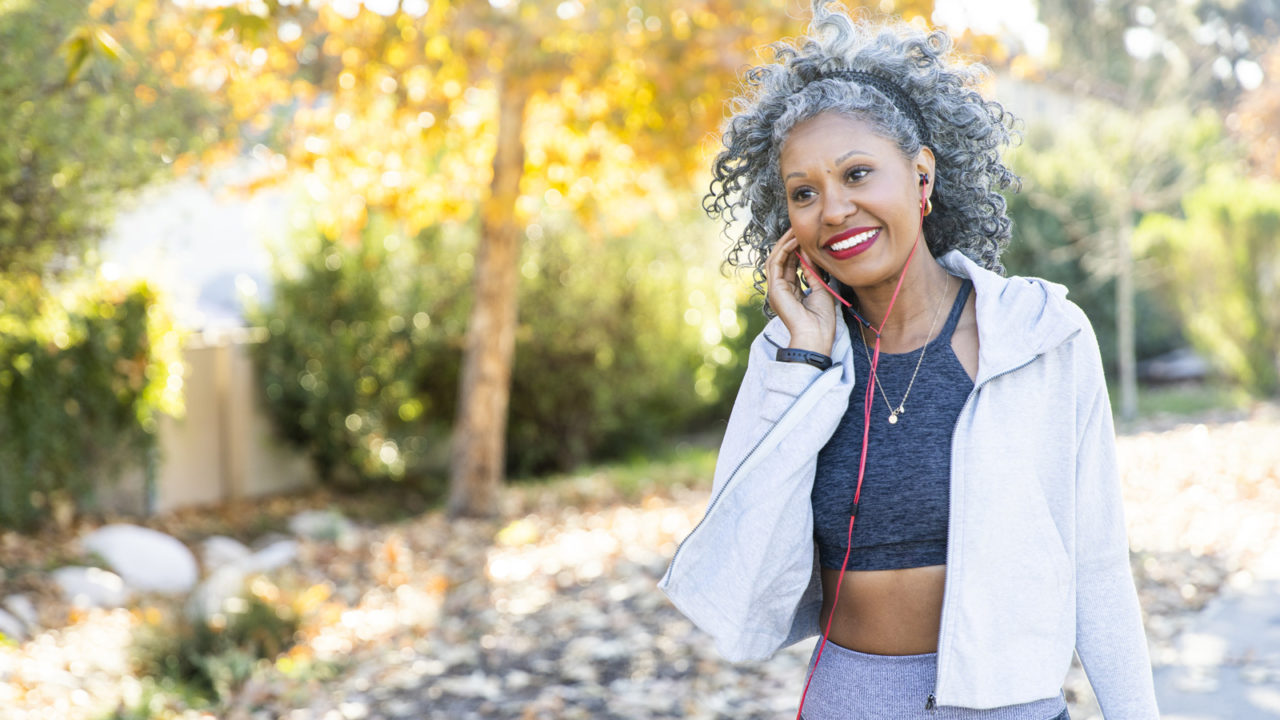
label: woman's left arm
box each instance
[1072,335,1160,718]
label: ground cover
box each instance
[1,404,1277,719]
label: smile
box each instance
[823,227,880,259]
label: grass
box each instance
[1134,383,1254,420]
[506,439,718,511]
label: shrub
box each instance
[248,214,464,490]
[1137,173,1280,395]
[0,275,183,530]
[131,577,303,706]
[251,209,741,488]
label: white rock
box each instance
[185,538,298,621]
[201,535,252,574]
[82,524,198,595]
[0,608,27,642]
[51,566,131,608]
[247,539,299,573]
[3,594,38,629]
[288,509,355,542]
[186,563,249,622]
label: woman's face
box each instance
[779,111,934,292]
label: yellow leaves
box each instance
[424,34,450,60]
[496,517,541,547]
[133,84,158,105]
[386,43,409,68]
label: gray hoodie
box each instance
[659,251,1159,717]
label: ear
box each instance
[914,146,937,196]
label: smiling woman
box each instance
[660,2,1160,719]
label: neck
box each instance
[847,248,954,341]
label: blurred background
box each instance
[1,0,1278,718]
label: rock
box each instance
[82,524,198,595]
[247,538,299,573]
[0,608,27,642]
[187,563,250,622]
[51,566,131,608]
[201,535,252,573]
[185,538,299,621]
[289,509,356,543]
[3,594,39,630]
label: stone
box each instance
[201,535,252,573]
[289,509,356,543]
[0,608,27,642]
[247,538,299,573]
[51,566,131,608]
[187,562,250,622]
[81,524,198,595]
[3,594,39,630]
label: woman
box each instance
[658,3,1159,719]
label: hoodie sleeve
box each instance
[658,320,854,661]
[1071,322,1160,718]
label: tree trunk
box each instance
[447,74,528,518]
[1116,223,1138,422]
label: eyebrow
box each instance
[783,149,871,181]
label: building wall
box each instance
[99,330,314,515]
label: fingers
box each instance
[765,229,803,310]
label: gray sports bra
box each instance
[811,279,974,571]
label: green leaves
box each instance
[59,24,130,84]
[2,1,225,276]
[0,278,182,530]
[1136,175,1280,394]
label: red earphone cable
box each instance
[793,181,930,720]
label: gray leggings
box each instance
[799,639,1070,720]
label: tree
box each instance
[1033,0,1279,108]
[95,0,941,515]
[0,0,221,277]
[1007,0,1278,417]
[1235,42,1280,179]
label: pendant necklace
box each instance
[857,278,950,425]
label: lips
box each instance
[823,226,880,260]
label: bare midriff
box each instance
[818,565,946,655]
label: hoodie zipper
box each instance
[929,354,1039,709]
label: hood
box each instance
[938,250,1084,383]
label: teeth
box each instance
[829,229,877,251]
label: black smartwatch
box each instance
[775,347,833,370]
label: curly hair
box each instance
[706,2,1021,310]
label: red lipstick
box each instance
[823,226,880,260]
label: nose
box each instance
[820,191,857,226]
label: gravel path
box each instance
[2,405,1278,719]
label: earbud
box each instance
[918,172,929,186]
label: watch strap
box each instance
[775,347,833,370]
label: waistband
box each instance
[800,639,1067,720]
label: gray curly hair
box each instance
[706,2,1021,308]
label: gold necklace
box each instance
[857,279,951,425]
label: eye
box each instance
[845,166,871,182]
[789,186,815,203]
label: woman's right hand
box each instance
[765,228,837,356]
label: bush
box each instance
[248,214,464,490]
[251,209,740,488]
[1137,173,1280,395]
[0,275,182,530]
[505,213,731,475]
[131,577,304,706]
